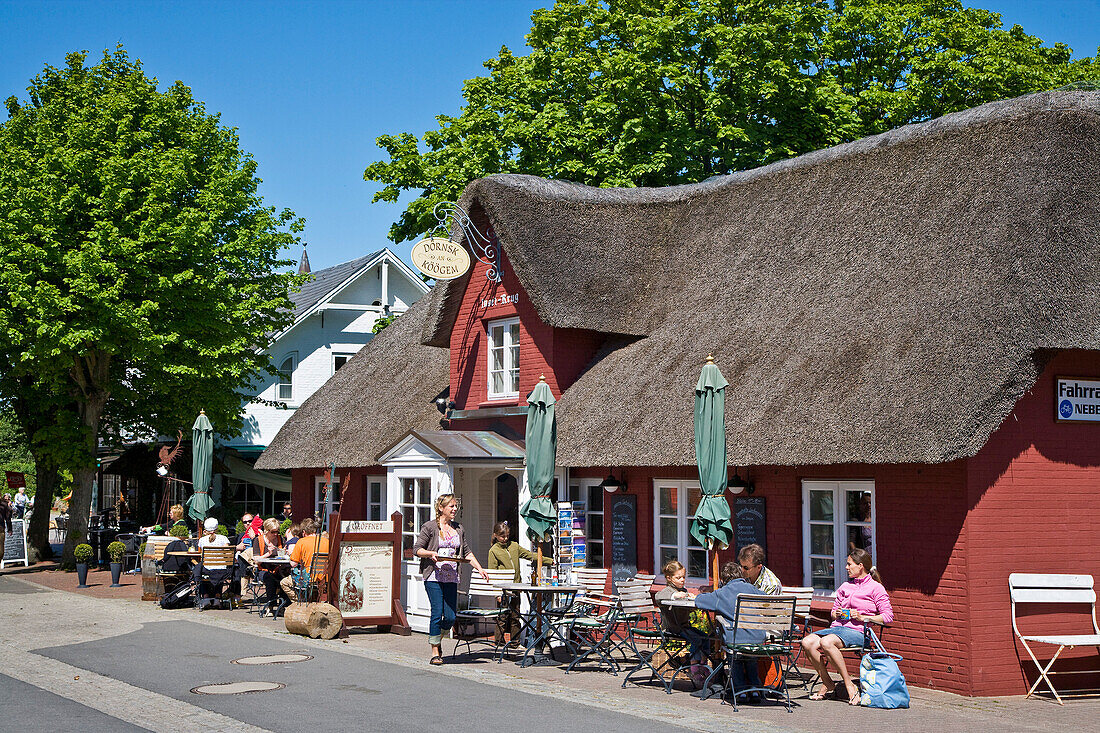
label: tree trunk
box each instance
[26,457,60,563]
[61,398,107,568]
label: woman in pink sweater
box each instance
[802,548,893,705]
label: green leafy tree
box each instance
[366,0,1095,243]
[0,48,304,566]
[0,407,35,496]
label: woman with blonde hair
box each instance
[413,493,490,665]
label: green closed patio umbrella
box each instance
[185,410,215,524]
[520,375,557,584]
[690,355,734,586]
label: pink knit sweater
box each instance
[831,574,894,630]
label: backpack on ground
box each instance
[159,578,195,609]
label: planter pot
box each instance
[76,563,89,588]
[110,562,123,587]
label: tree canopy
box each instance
[0,47,304,561]
[365,0,1096,243]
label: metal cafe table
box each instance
[496,582,582,667]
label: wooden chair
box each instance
[150,537,184,598]
[453,569,514,659]
[713,594,798,712]
[1010,573,1100,704]
[780,585,815,688]
[196,546,236,610]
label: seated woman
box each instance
[251,518,292,616]
[801,548,893,705]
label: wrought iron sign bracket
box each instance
[431,201,500,283]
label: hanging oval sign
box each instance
[411,237,471,280]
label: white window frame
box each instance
[399,476,434,559]
[333,352,354,374]
[652,479,710,582]
[277,353,296,402]
[314,474,341,521]
[486,317,520,400]
[801,479,876,595]
[562,477,604,569]
[367,477,386,522]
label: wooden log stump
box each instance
[284,602,343,640]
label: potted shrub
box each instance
[74,543,93,587]
[107,541,127,586]
[168,524,190,540]
[279,518,292,535]
[215,524,228,537]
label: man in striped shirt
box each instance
[738,544,782,595]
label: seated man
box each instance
[694,562,766,697]
[738,543,782,595]
[279,517,329,609]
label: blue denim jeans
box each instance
[425,580,458,645]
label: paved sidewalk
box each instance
[4,568,1098,732]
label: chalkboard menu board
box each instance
[610,494,637,592]
[733,496,766,555]
[2,518,28,568]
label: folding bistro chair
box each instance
[453,569,514,659]
[195,546,236,610]
[1009,573,1100,704]
[292,552,329,604]
[780,586,815,688]
[713,594,797,712]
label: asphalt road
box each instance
[0,672,146,733]
[33,619,690,733]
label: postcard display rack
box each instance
[554,502,587,583]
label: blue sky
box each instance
[2,1,1097,272]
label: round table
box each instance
[496,583,582,667]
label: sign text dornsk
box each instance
[1056,378,1100,421]
[411,237,471,280]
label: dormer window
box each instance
[277,353,296,401]
[487,317,520,399]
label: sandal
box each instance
[846,682,861,706]
[429,655,444,666]
[808,689,832,701]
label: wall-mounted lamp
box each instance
[155,464,169,477]
[599,470,626,493]
[727,469,755,495]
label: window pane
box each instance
[403,514,415,533]
[507,366,519,393]
[659,487,676,515]
[370,483,381,502]
[491,348,504,371]
[810,524,834,555]
[402,478,414,505]
[660,518,677,546]
[490,325,503,344]
[848,525,872,554]
[811,557,834,587]
[809,490,833,521]
[588,517,603,541]
[687,486,701,516]
[509,345,519,369]
[509,323,519,344]
[418,480,431,504]
[847,491,872,523]
[418,507,430,528]
[491,372,504,394]
[403,535,414,554]
[660,547,677,569]
[587,486,603,511]
[588,545,603,568]
[687,549,706,579]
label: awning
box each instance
[223,454,292,493]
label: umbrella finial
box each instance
[199,408,206,415]
[706,354,714,364]
[539,373,546,382]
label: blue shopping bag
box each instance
[859,631,910,709]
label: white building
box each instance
[220,248,430,516]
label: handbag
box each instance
[859,630,910,709]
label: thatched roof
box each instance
[429,90,1100,467]
[260,90,1100,470]
[255,294,448,470]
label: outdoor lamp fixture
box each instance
[600,471,626,494]
[155,464,169,477]
[727,470,754,495]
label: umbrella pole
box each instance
[535,544,542,586]
[711,541,719,589]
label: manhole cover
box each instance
[231,654,313,666]
[191,681,285,695]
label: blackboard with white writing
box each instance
[2,518,28,568]
[733,496,766,555]
[610,494,637,592]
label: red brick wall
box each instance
[963,349,1100,696]
[449,225,605,410]
[289,466,385,523]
